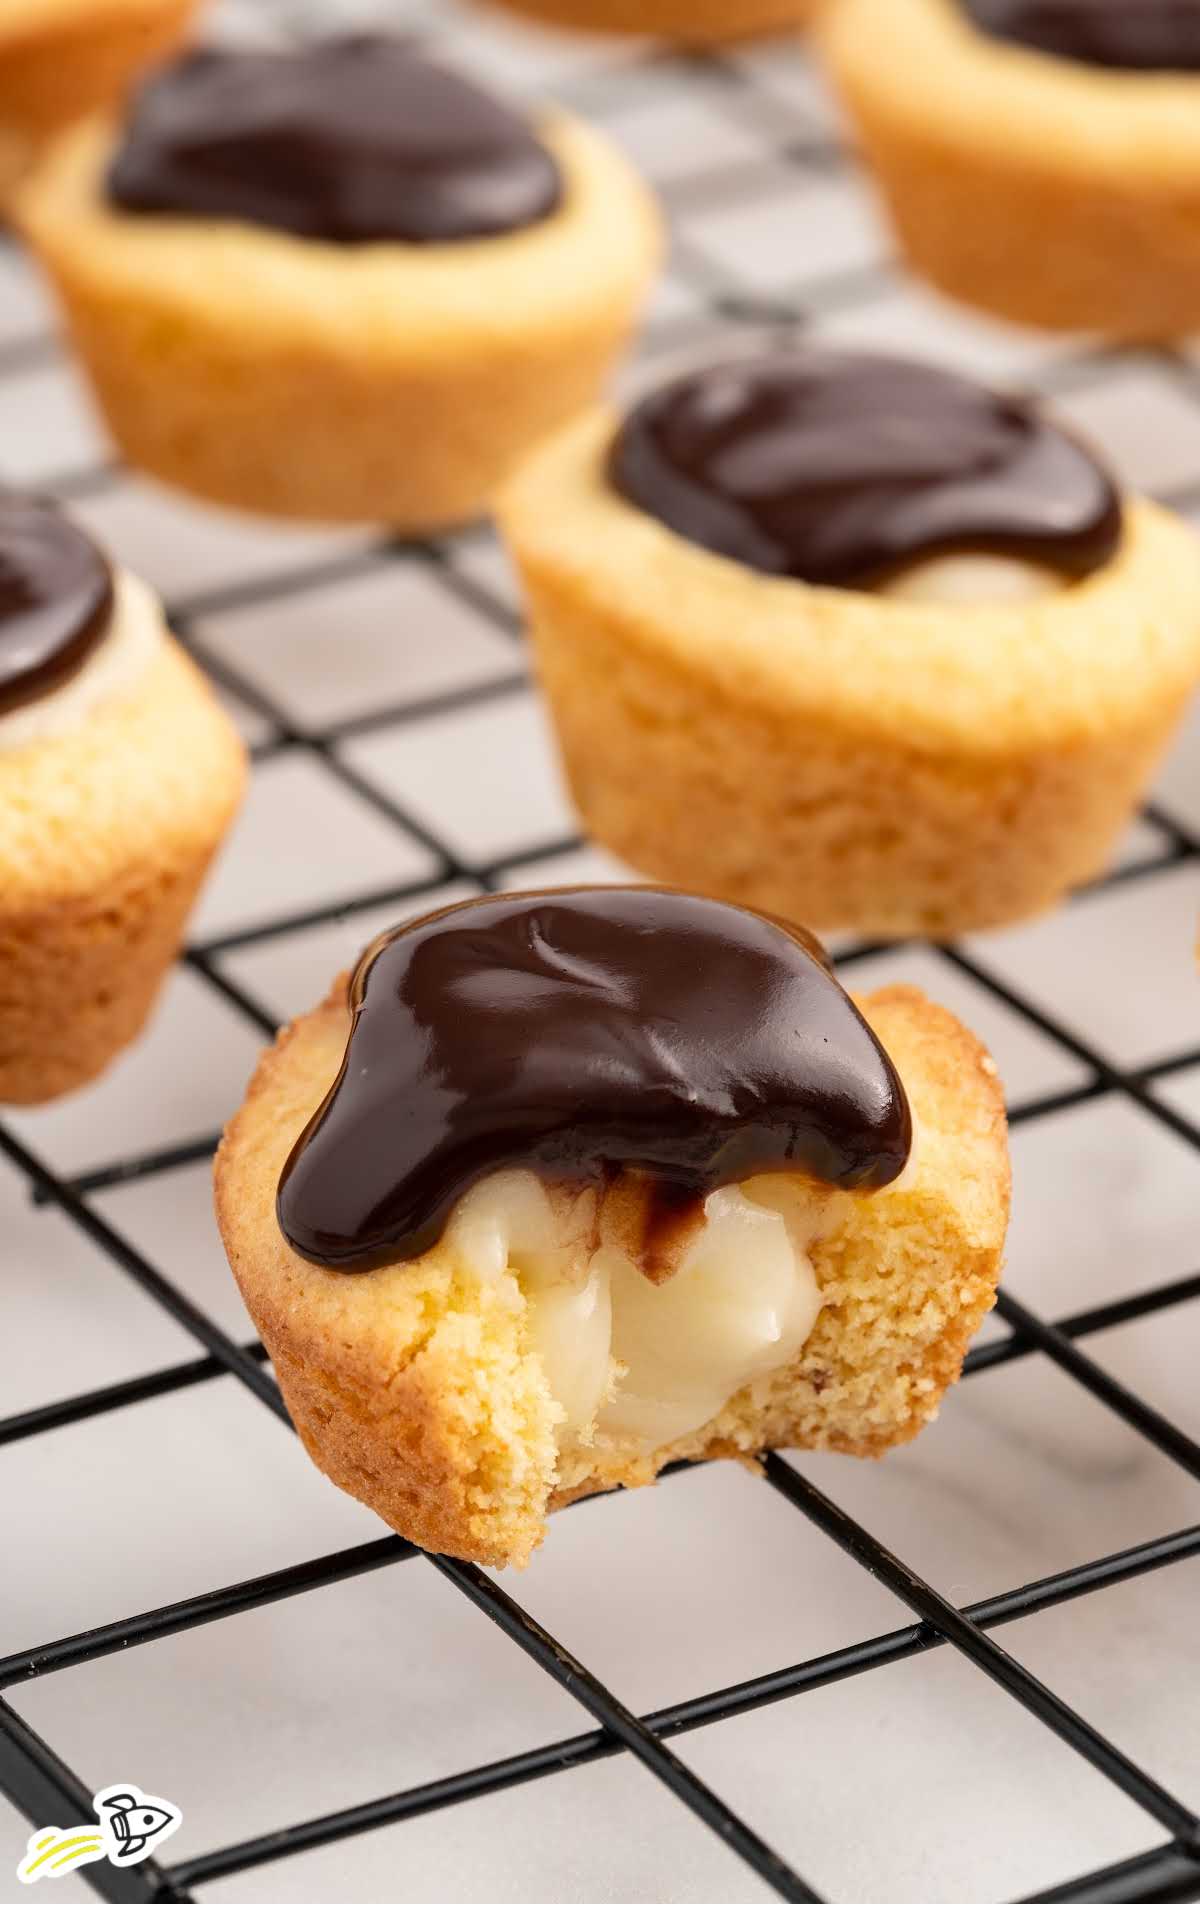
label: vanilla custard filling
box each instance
[0,568,165,751]
[877,553,1063,605]
[446,1168,833,1450]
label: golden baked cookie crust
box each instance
[17,111,663,530]
[499,407,1200,937]
[823,0,1200,339]
[215,978,1008,1569]
[0,630,246,1103]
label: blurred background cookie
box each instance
[823,0,1200,339]
[0,0,199,203]
[501,349,1200,937]
[0,492,245,1102]
[17,35,662,530]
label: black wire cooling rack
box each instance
[3,4,1200,1901]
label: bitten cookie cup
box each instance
[216,977,1007,1569]
[0,0,197,201]
[16,111,662,531]
[478,0,816,44]
[214,975,1005,1569]
[823,0,1200,340]
[499,408,1200,938]
[0,569,246,1103]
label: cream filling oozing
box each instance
[446,1168,831,1450]
[0,568,165,752]
[877,553,1063,605]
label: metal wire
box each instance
[2,4,1200,1900]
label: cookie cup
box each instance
[16,112,663,530]
[0,0,197,202]
[824,0,1200,340]
[499,408,1200,937]
[0,572,246,1103]
[215,980,1008,1569]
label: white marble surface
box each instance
[2,4,1199,1904]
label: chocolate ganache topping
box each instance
[0,496,114,718]
[609,352,1122,589]
[277,887,912,1272]
[107,37,564,245]
[961,0,1200,72]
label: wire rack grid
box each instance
[1,3,1199,1901]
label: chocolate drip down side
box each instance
[276,888,912,1273]
[0,496,114,717]
[107,37,564,245]
[608,352,1123,589]
[961,0,1200,73]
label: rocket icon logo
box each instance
[16,1782,182,1883]
[96,1788,182,1864]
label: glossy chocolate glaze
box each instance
[609,352,1122,589]
[962,0,1200,72]
[276,887,912,1273]
[0,497,114,718]
[108,37,563,245]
